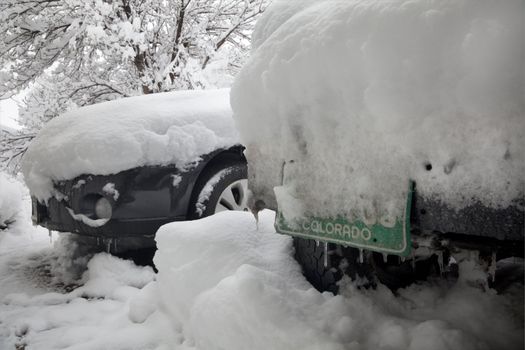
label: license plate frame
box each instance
[275,183,413,256]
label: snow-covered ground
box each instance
[0,176,523,350]
[0,176,174,350]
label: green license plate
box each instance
[275,183,413,257]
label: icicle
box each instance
[48,229,53,244]
[437,251,444,275]
[251,200,266,231]
[401,256,406,263]
[489,251,497,283]
[251,209,259,231]
[324,242,328,268]
[382,253,388,263]
[316,240,320,247]
[106,239,112,253]
[359,249,364,264]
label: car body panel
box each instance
[411,193,523,242]
[32,146,245,250]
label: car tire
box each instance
[189,162,248,219]
[371,252,441,290]
[294,236,440,293]
[293,237,344,294]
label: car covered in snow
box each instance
[23,89,248,252]
[231,0,524,291]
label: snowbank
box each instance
[154,210,523,350]
[154,210,305,327]
[1,208,522,349]
[22,89,239,201]
[231,0,525,220]
[0,252,173,350]
[0,172,24,228]
[0,184,173,349]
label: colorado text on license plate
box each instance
[274,184,413,256]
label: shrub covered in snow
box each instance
[0,172,23,228]
[231,0,524,221]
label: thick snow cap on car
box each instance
[231,0,524,221]
[23,89,239,201]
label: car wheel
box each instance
[189,162,249,219]
[293,237,343,294]
[294,237,377,294]
[294,236,440,293]
[371,252,441,290]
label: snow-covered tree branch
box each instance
[0,0,268,173]
[0,128,35,173]
[1,0,266,98]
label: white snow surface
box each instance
[66,207,110,228]
[22,89,239,201]
[194,168,232,216]
[0,195,523,350]
[102,182,119,201]
[231,0,525,220]
[154,210,523,350]
[0,189,173,350]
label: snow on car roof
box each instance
[22,89,239,201]
[231,0,524,221]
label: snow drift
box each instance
[154,211,523,350]
[231,0,525,221]
[0,206,522,349]
[22,89,239,201]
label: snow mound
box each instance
[22,89,239,201]
[0,252,170,350]
[231,0,524,220]
[154,210,304,324]
[154,210,523,350]
[0,172,24,228]
[0,209,522,349]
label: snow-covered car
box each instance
[23,89,248,252]
[232,0,524,292]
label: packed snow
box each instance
[154,211,523,350]
[0,184,523,350]
[231,0,525,221]
[66,207,110,228]
[22,89,239,202]
[102,183,119,201]
[194,168,233,216]
[0,184,175,350]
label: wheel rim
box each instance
[214,179,249,213]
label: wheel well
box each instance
[186,146,246,217]
[202,146,246,171]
